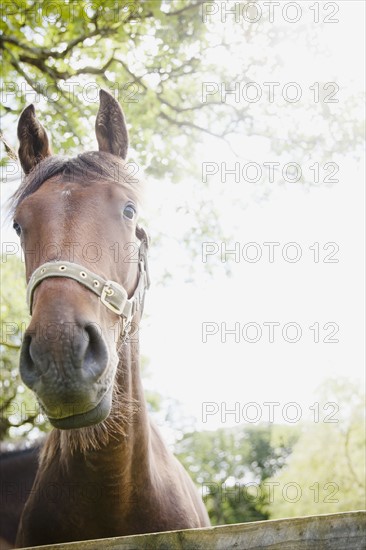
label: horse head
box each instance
[13,90,149,430]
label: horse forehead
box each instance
[32,178,117,209]
[53,182,97,203]
[16,179,131,233]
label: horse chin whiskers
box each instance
[40,368,141,467]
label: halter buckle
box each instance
[101,281,128,315]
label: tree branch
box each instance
[344,427,364,489]
[75,56,115,76]
[0,132,18,161]
[0,341,20,350]
[160,111,232,140]
[0,393,17,414]
[165,1,205,17]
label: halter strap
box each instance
[26,226,150,335]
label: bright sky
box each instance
[140,1,366,431]
[1,1,365,434]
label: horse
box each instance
[11,89,210,547]
[0,446,40,548]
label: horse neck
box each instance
[112,334,152,466]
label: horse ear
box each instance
[17,104,52,174]
[95,89,129,160]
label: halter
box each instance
[26,226,150,337]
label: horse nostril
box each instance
[19,335,38,389]
[83,323,109,380]
[19,322,109,391]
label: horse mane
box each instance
[10,151,143,216]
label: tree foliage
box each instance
[266,380,366,518]
[2,0,364,275]
[0,255,50,443]
[1,0,210,178]
[2,0,363,184]
[1,1,364,526]
[175,424,298,524]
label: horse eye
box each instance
[13,221,21,236]
[123,204,136,220]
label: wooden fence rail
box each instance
[21,511,366,550]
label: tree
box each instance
[1,0,210,178]
[1,0,363,182]
[2,1,363,281]
[2,1,364,281]
[266,380,366,518]
[175,424,299,525]
[0,255,50,443]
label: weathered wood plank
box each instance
[20,511,366,550]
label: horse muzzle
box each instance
[19,320,116,429]
[47,387,114,429]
